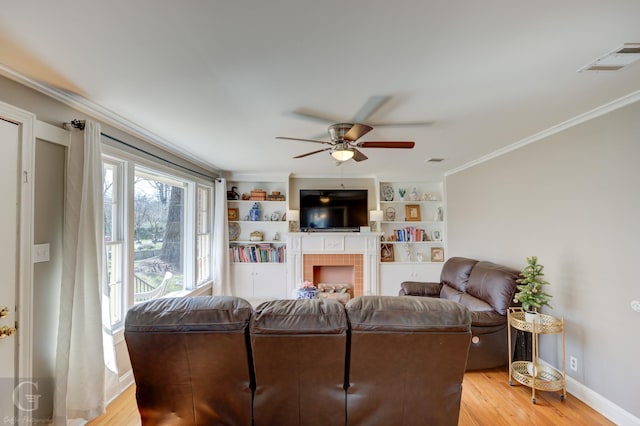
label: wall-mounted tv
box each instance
[299,189,368,232]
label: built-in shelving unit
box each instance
[226,175,289,300]
[378,180,445,263]
[376,180,446,295]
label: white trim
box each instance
[565,375,640,426]
[118,370,135,392]
[445,89,640,177]
[0,100,35,425]
[0,63,218,174]
[35,120,70,147]
[536,358,640,425]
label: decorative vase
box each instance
[296,287,318,299]
[410,187,418,201]
[524,311,540,324]
[249,203,261,221]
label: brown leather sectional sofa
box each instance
[399,256,520,370]
[125,295,472,425]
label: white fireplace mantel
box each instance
[286,232,381,297]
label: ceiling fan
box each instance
[290,95,434,127]
[276,122,415,162]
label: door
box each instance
[0,117,20,420]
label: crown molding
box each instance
[0,64,220,174]
[445,89,640,177]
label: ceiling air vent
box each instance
[425,158,445,163]
[578,43,640,72]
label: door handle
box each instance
[0,307,8,318]
[0,325,17,338]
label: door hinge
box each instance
[23,171,28,183]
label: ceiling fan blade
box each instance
[343,123,373,142]
[289,108,343,124]
[276,136,333,145]
[352,148,368,162]
[352,95,391,123]
[293,147,332,158]
[357,141,415,149]
[368,121,435,127]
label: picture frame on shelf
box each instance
[405,204,421,221]
[431,229,442,241]
[385,206,396,221]
[228,207,239,221]
[381,183,394,201]
[431,247,444,262]
[381,243,395,262]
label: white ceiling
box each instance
[2,1,640,179]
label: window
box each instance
[103,160,126,328]
[196,186,212,284]
[103,148,214,331]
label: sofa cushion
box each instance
[466,261,519,316]
[459,293,494,312]
[346,296,471,333]
[251,298,347,334]
[441,257,479,292]
[440,283,463,302]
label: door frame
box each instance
[0,100,35,418]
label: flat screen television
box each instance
[299,189,368,232]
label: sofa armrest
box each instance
[399,281,442,297]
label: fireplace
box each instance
[304,254,363,297]
[287,233,379,298]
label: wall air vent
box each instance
[578,43,640,72]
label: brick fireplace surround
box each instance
[287,233,380,298]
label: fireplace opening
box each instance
[313,265,354,296]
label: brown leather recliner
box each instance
[250,298,348,426]
[399,256,520,370]
[345,296,471,426]
[124,296,254,425]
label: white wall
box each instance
[446,99,640,419]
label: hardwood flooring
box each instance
[89,368,614,425]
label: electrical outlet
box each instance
[570,356,578,371]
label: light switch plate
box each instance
[33,243,50,263]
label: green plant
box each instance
[514,256,552,312]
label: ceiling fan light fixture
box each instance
[331,148,354,162]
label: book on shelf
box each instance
[393,227,427,242]
[230,244,286,263]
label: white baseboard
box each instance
[565,375,640,426]
[119,369,135,390]
[538,358,640,425]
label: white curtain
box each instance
[53,121,119,424]
[213,178,232,295]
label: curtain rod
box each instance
[63,119,216,181]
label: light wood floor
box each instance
[90,368,614,425]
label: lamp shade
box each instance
[369,210,383,222]
[287,209,300,222]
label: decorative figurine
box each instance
[249,203,261,221]
[227,186,240,200]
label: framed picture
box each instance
[431,229,442,241]
[431,247,444,262]
[405,204,421,221]
[227,207,239,221]
[381,243,395,262]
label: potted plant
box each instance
[514,256,552,323]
